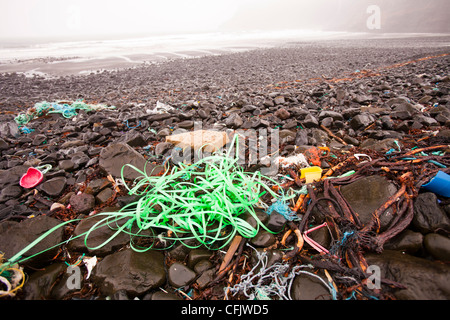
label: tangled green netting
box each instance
[5,134,290,266]
[118,137,288,251]
[14,100,116,125]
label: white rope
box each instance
[0,276,12,296]
[225,244,337,300]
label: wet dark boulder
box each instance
[0,215,64,268]
[340,175,397,231]
[99,143,163,180]
[413,192,450,234]
[366,250,450,300]
[92,248,166,297]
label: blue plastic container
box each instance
[422,171,450,198]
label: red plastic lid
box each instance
[20,167,44,188]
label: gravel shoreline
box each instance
[1,36,449,113]
[0,35,449,301]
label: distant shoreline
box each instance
[0,35,449,114]
[1,31,449,78]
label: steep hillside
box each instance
[219,0,450,33]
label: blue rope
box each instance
[266,199,298,221]
[330,231,356,255]
[123,120,141,129]
[20,126,34,134]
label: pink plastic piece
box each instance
[19,167,44,189]
[303,222,330,254]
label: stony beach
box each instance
[0,35,449,301]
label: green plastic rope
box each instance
[116,133,289,251]
[4,134,291,267]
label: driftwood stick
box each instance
[320,124,348,146]
[218,235,243,276]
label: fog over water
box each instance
[1,0,449,42]
[0,0,448,76]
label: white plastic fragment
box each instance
[166,130,230,153]
[83,256,97,279]
[0,276,12,296]
[354,153,372,162]
[147,101,175,114]
[50,203,66,211]
[276,154,308,168]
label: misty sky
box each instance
[1,0,448,40]
[0,0,352,40]
[0,0,268,39]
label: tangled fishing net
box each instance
[110,134,289,250]
[5,134,291,268]
[225,244,337,300]
[14,100,116,125]
[0,254,25,298]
